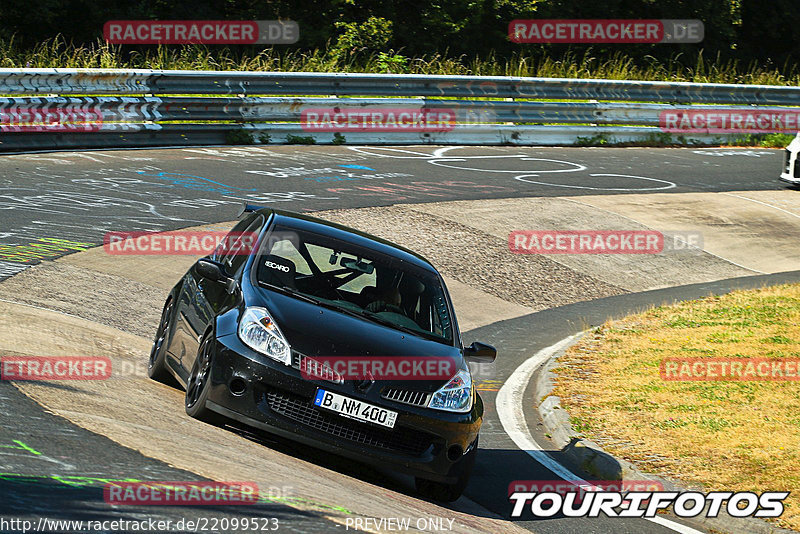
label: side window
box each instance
[218,213,263,276]
[431,290,452,340]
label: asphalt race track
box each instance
[0,145,795,534]
[0,145,784,276]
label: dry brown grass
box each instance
[552,283,800,530]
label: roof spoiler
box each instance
[236,202,268,218]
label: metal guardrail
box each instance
[0,68,799,150]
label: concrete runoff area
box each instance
[406,192,800,289]
[568,190,800,275]
[319,206,627,310]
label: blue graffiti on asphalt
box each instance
[135,172,257,194]
[338,164,375,171]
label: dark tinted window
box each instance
[217,213,264,276]
[256,225,452,344]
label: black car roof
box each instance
[256,208,439,273]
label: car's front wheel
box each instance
[415,436,478,502]
[148,299,176,385]
[185,336,223,425]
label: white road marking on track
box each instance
[347,146,444,158]
[429,158,587,174]
[515,173,676,191]
[348,145,679,193]
[496,334,705,534]
[692,150,774,157]
[433,147,459,157]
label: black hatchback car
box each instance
[148,206,497,501]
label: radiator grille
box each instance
[260,388,432,456]
[291,351,343,384]
[381,388,429,408]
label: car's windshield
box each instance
[255,224,453,343]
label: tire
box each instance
[184,335,224,425]
[415,436,478,502]
[148,299,176,384]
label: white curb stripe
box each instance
[496,333,706,534]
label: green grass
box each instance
[3,36,800,86]
[729,133,797,148]
[553,283,800,530]
[570,131,797,148]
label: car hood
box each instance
[257,289,461,363]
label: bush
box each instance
[225,130,254,145]
[286,134,316,145]
[331,16,393,61]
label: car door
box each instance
[174,213,265,376]
[181,213,265,372]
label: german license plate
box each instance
[313,389,397,429]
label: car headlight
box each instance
[428,368,473,413]
[238,307,291,365]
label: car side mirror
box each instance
[195,259,238,294]
[464,341,497,363]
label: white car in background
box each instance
[781,133,800,185]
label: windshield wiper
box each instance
[358,309,445,342]
[300,301,410,333]
[257,282,324,307]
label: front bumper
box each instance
[204,334,482,483]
